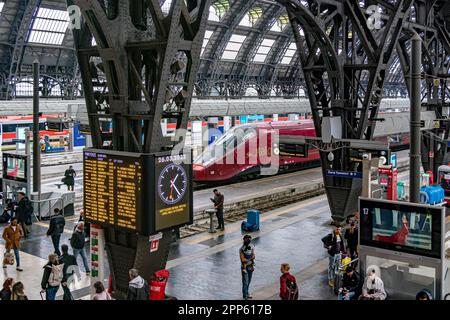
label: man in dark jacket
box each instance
[15,192,33,237]
[338,266,360,300]
[322,224,346,287]
[59,244,79,300]
[63,165,76,191]
[47,208,65,256]
[344,222,358,260]
[211,189,225,230]
[126,268,149,300]
[70,222,90,274]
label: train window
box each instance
[2,124,17,132]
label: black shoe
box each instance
[216,226,221,230]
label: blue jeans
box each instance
[338,291,356,300]
[73,248,90,272]
[46,286,59,300]
[328,253,341,281]
[242,270,253,299]
[13,248,20,267]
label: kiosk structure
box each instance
[359,198,450,299]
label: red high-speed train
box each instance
[193,119,409,183]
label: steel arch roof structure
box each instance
[1,0,441,100]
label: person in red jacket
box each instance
[279,263,298,300]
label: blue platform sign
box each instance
[390,152,397,168]
[326,170,362,179]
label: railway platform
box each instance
[0,193,337,300]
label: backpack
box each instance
[285,277,299,300]
[54,216,65,234]
[70,231,85,249]
[48,263,64,287]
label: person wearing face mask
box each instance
[359,269,386,300]
[239,235,255,300]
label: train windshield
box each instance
[194,125,257,165]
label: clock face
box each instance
[157,163,187,205]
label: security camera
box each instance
[362,153,369,160]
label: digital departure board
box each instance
[83,149,193,235]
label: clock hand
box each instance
[171,181,182,196]
[169,179,174,200]
[172,174,179,184]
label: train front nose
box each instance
[193,164,206,181]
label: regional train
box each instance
[193,118,410,183]
[0,115,70,150]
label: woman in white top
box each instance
[92,281,112,300]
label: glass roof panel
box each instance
[252,38,275,63]
[201,30,214,56]
[222,34,247,60]
[0,2,5,14]
[280,42,297,65]
[28,7,70,45]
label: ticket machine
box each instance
[358,198,450,299]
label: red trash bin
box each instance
[149,269,170,300]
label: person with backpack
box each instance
[279,263,298,300]
[59,244,80,300]
[127,268,149,300]
[15,192,33,238]
[47,208,66,256]
[41,254,63,300]
[70,222,90,274]
[322,224,346,287]
[2,217,24,271]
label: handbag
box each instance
[3,251,15,265]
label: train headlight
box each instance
[273,147,280,155]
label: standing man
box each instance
[15,192,33,238]
[344,221,359,261]
[211,189,224,230]
[63,165,76,191]
[59,244,80,300]
[2,217,24,271]
[322,224,346,287]
[46,208,65,256]
[239,235,255,300]
[70,222,90,274]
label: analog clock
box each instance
[157,163,187,205]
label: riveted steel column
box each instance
[410,33,421,203]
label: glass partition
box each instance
[365,255,437,300]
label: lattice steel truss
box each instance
[68,0,211,298]
[277,0,414,221]
[396,0,450,179]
